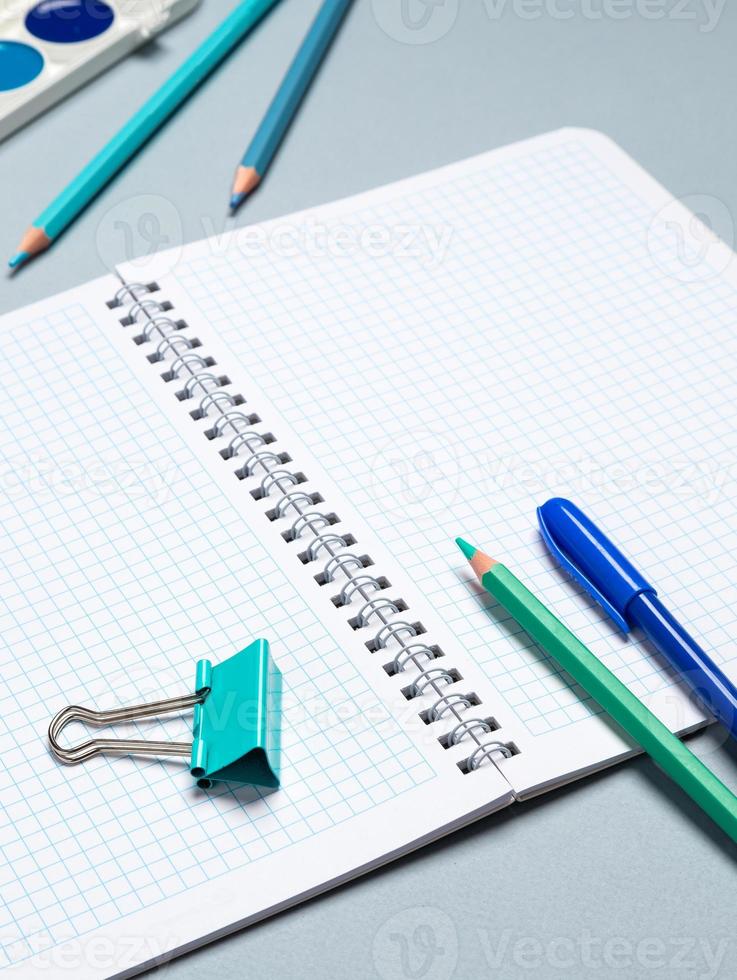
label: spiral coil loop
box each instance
[260,469,300,497]
[169,353,208,379]
[291,511,332,541]
[392,643,436,674]
[354,597,401,628]
[322,553,364,582]
[128,299,166,323]
[305,532,347,562]
[338,575,383,606]
[228,431,267,458]
[411,668,454,698]
[428,692,473,722]
[154,335,192,361]
[198,390,237,416]
[141,316,180,342]
[212,412,255,439]
[112,282,150,306]
[111,278,516,776]
[241,450,284,477]
[466,741,513,770]
[274,490,314,519]
[373,621,417,650]
[182,372,221,399]
[447,718,493,746]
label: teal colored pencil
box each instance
[230,0,353,211]
[10,0,282,270]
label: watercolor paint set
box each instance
[0,0,200,141]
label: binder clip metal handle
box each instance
[48,640,282,790]
[48,692,202,765]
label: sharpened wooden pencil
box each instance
[229,0,353,211]
[9,0,281,270]
[456,536,737,844]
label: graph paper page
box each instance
[0,280,512,980]
[138,127,737,797]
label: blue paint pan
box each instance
[0,0,201,142]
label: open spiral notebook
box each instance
[3,128,737,979]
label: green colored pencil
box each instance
[456,537,737,845]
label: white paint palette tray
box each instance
[0,0,201,142]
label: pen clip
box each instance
[537,507,631,634]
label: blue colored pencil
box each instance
[10,0,282,270]
[229,0,354,211]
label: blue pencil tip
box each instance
[8,251,30,270]
[229,193,246,212]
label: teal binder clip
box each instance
[48,639,281,790]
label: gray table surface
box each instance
[3,1,737,978]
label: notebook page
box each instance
[0,281,512,980]
[131,128,737,797]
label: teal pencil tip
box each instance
[8,251,29,270]
[229,193,245,212]
[455,537,477,561]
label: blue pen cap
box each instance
[537,497,656,633]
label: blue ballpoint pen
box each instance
[537,497,737,740]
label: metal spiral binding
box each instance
[110,278,516,774]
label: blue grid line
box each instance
[0,299,434,966]
[173,136,737,740]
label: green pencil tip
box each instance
[455,537,477,561]
[8,251,29,270]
